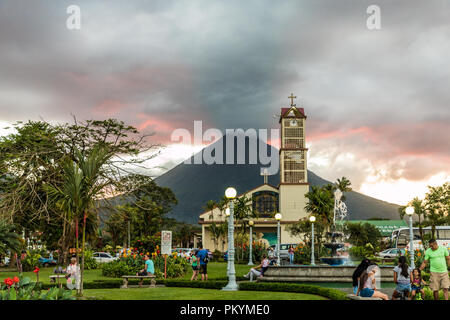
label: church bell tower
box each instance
[279,93,309,221]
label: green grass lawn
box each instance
[81,287,327,300]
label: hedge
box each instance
[37,279,348,300]
[164,280,228,290]
[238,282,349,300]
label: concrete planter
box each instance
[260,265,394,283]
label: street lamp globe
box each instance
[249,220,254,226]
[405,206,415,216]
[275,213,282,221]
[225,187,237,199]
[309,216,316,223]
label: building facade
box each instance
[199,94,310,251]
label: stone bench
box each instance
[121,275,156,289]
[346,294,382,300]
[49,275,66,288]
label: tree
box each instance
[304,185,335,228]
[422,183,450,238]
[46,145,112,296]
[0,119,158,263]
[0,219,22,257]
[287,216,327,259]
[346,222,381,248]
[335,177,352,201]
[109,174,178,241]
[233,195,257,235]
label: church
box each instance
[198,94,310,250]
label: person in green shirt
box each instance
[419,239,450,300]
[190,251,199,281]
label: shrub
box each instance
[101,254,189,278]
[22,250,41,272]
[0,276,74,300]
[83,249,98,270]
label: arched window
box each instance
[252,191,279,218]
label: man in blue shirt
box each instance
[196,246,209,281]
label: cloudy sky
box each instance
[1,0,449,205]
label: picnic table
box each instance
[121,275,156,289]
[49,275,66,289]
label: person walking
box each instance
[64,257,81,290]
[196,245,209,281]
[392,256,413,300]
[190,251,199,281]
[352,258,370,295]
[244,254,269,281]
[356,263,389,300]
[419,238,450,300]
[288,246,295,265]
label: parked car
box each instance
[269,243,298,260]
[377,248,405,259]
[39,257,57,267]
[93,252,118,263]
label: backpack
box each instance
[202,251,209,263]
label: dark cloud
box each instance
[0,0,449,186]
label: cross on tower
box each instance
[261,168,268,184]
[288,93,297,106]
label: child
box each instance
[411,268,427,300]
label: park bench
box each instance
[346,294,382,300]
[121,275,156,289]
[49,275,66,289]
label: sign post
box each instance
[161,231,172,280]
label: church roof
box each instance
[281,107,306,118]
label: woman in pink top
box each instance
[356,263,388,300]
[244,255,269,280]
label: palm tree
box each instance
[305,186,334,228]
[209,222,222,250]
[335,177,352,201]
[203,200,217,219]
[46,145,111,296]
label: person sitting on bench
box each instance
[136,254,154,286]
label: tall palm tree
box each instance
[305,186,334,228]
[335,177,352,201]
[46,145,111,296]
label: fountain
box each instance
[320,189,349,266]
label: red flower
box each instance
[33,267,40,273]
[12,276,19,283]
[4,278,14,286]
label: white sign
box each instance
[161,230,172,255]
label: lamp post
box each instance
[248,220,254,266]
[309,216,316,266]
[223,187,238,291]
[405,206,415,269]
[225,207,230,276]
[275,213,282,266]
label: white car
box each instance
[377,248,405,259]
[93,252,118,263]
